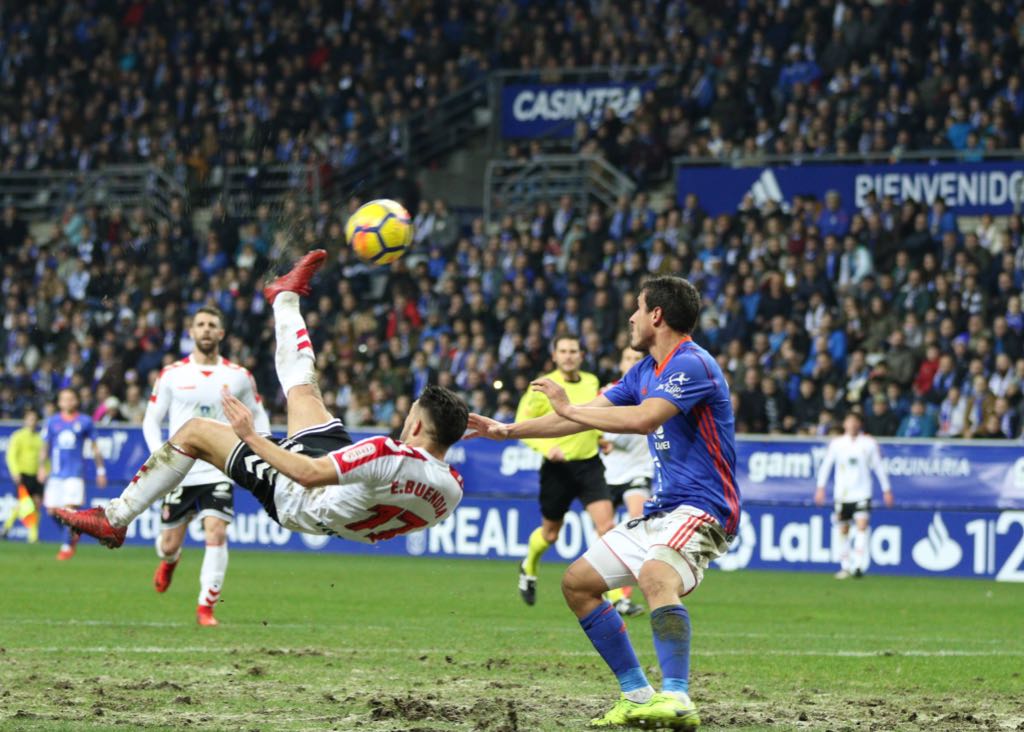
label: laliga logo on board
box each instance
[911,512,963,572]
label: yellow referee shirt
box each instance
[515,369,601,460]
[6,426,42,478]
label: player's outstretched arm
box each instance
[221,388,336,488]
[466,394,615,441]
[531,378,679,434]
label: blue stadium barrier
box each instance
[2,424,1022,581]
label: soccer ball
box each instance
[345,199,414,265]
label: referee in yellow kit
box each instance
[515,335,614,605]
[2,408,43,543]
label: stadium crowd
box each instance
[3,0,1024,440]
[3,180,1024,442]
[3,0,1024,193]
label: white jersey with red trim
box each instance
[144,356,270,487]
[272,436,464,544]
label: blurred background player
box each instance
[2,408,43,543]
[144,306,269,627]
[515,335,614,606]
[815,412,894,579]
[599,347,653,617]
[38,389,108,560]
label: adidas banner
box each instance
[500,81,653,139]
[675,161,1024,216]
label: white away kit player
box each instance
[814,412,894,579]
[143,306,270,626]
[56,252,469,600]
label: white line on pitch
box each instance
[4,646,1022,658]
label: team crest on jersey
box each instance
[657,371,690,398]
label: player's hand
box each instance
[222,386,256,440]
[814,487,826,506]
[546,446,566,462]
[598,438,613,454]
[884,491,894,508]
[465,413,512,440]
[37,469,48,484]
[96,473,108,489]
[530,378,571,416]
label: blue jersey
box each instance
[605,337,741,535]
[43,413,96,479]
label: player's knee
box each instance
[561,563,589,608]
[203,519,228,545]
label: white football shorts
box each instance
[43,477,86,509]
[584,504,731,597]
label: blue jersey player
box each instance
[39,388,108,560]
[468,276,739,730]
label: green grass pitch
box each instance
[1,543,1022,731]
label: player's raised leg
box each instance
[560,556,656,727]
[263,249,336,436]
[53,418,241,547]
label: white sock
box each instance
[105,443,195,527]
[853,528,869,573]
[273,292,316,394]
[838,532,852,572]
[624,686,655,703]
[198,542,228,608]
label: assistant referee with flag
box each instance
[515,335,614,606]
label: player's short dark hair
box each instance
[641,276,701,334]
[418,385,469,449]
[194,306,224,326]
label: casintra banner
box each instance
[2,425,1022,580]
[501,81,652,139]
[675,161,1024,216]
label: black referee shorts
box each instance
[538,455,611,522]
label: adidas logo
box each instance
[744,169,789,211]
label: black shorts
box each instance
[609,477,652,509]
[539,456,611,521]
[836,499,871,522]
[225,419,352,523]
[16,474,42,497]
[161,482,234,528]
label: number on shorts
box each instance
[344,503,428,542]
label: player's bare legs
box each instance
[54,419,241,547]
[585,499,615,536]
[154,523,188,592]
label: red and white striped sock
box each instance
[272,292,316,395]
[106,443,196,527]
[198,542,228,608]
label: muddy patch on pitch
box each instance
[364,694,527,730]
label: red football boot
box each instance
[196,605,219,627]
[153,560,178,593]
[263,249,328,304]
[52,507,127,548]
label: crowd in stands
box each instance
[4,179,1024,442]
[4,0,1024,441]
[4,0,1024,195]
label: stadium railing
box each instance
[483,153,636,223]
[0,165,186,224]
